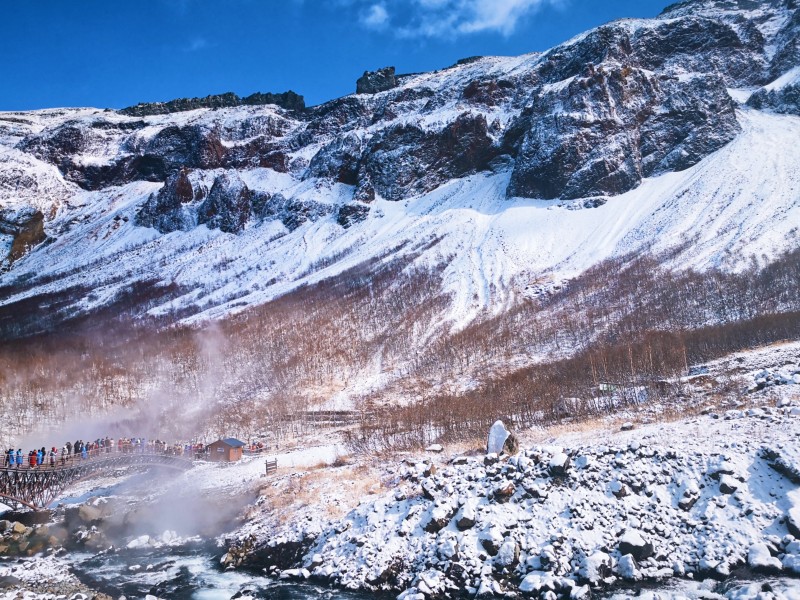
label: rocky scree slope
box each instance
[229,403,800,599]
[0,0,798,329]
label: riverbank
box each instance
[225,398,800,599]
[0,553,108,600]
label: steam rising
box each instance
[12,323,238,450]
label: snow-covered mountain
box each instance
[0,0,799,334]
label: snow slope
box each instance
[2,107,798,328]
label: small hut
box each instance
[207,438,246,462]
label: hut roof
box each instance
[218,438,246,448]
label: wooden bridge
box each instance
[0,452,194,511]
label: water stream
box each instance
[69,544,385,600]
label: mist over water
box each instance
[62,469,381,598]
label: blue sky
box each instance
[0,0,669,111]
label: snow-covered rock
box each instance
[747,543,782,572]
[549,452,570,476]
[618,529,654,561]
[486,420,511,455]
[1,0,799,341]
[617,554,640,580]
[577,551,613,585]
[286,407,800,596]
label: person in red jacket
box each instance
[28,450,36,468]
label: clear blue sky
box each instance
[0,0,670,111]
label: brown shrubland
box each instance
[0,244,798,449]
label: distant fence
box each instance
[277,410,371,426]
[265,458,277,475]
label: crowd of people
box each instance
[3,437,209,469]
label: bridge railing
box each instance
[0,450,196,510]
[2,444,200,471]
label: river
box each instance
[64,542,800,600]
[68,543,386,599]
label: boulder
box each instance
[437,535,458,560]
[456,502,476,530]
[578,551,614,585]
[748,543,782,572]
[549,452,571,476]
[618,529,654,561]
[518,571,559,594]
[788,506,800,538]
[610,480,628,498]
[421,480,437,501]
[479,525,505,556]
[494,539,520,568]
[618,554,640,580]
[487,420,511,455]
[492,482,515,503]
[679,490,699,511]
[423,503,456,533]
[719,475,739,495]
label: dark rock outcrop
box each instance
[507,64,739,199]
[135,169,197,233]
[254,193,334,231]
[138,125,227,174]
[632,16,767,86]
[767,5,800,79]
[639,73,740,175]
[336,203,370,229]
[356,67,398,95]
[359,113,498,200]
[748,80,800,115]
[307,134,364,185]
[119,90,305,116]
[462,78,516,107]
[198,172,253,234]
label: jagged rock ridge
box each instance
[119,90,306,116]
